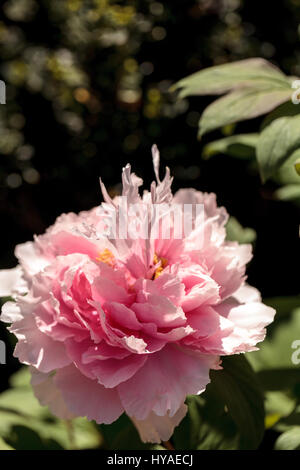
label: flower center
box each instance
[96,248,115,266]
[153,253,168,279]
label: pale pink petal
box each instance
[131,402,188,444]
[30,367,75,420]
[233,284,261,303]
[173,189,228,224]
[187,305,224,338]
[0,266,27,297]
[54,364,124,424]
[10,301,71,373]
[209,243,252,299]
[1,301,23,323]
[139,273,185,306]
[118,345,219,420]
[15,242,49,277]
[206,301,276,354]
[133,288,186,328]
[104,302,141,331]
[66,335,147,387]
[181,281,220,312]
[50,231,99,259]
[89,354,148,388]
[92,278,134,307]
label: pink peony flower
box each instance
[0,146,275,443]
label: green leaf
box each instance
[173,393,239,450]
[275,427,300,450]
[202,133,259,160]
[173,58,291,98]
[226,217,256,244]
[199,87,291,137]
[210,355,265,449]
[257,114,300,181]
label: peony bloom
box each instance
[0,146,275,444]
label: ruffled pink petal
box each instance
[66,335,148,387]
[209,243,252,299]
[200,300,276,355]
[82,342,131,361]
[104,302,141,331]
[91,302,148,354]
[152,272,185,306]
[173,189,228,226]
[133,289,186,328]
[9,298,71,373]
[50,231,100,259]
[187,305,224,338]
[218,301,275,352]
[92,278,134,307]
[30,367,75,420]
[89,354,148,388]
[118,344,219,420]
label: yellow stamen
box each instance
[153,253,168,279]
[96,248,115,267]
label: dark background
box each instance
[0,0,299,392]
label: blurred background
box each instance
[0,0,300,391]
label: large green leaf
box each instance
[173,355,264,450]
[202,133,259,160]
[173,393,239,450]
[210,355,265,449]
[199,87,291,137]
[257,114,300,181]
[173,58,291,98]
